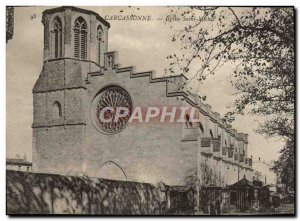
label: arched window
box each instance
[74,17,87,59]
[53,102,62,119]
[209,129,213,138]
[52,17,62,58]
[97,25,103,65]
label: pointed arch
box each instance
[74,17,87,59]
[97,160,127,180]
[52,17,62,58]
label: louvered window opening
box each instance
[74,17,87,59]
[53,17,62,58]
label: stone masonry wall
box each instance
[32,125,86,175]
[6,170,164,215]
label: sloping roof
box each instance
[6,158,32,166]
[229,177,254,189]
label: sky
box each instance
[6,6,285,180]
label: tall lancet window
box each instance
[52,17,62,58]
[97,25,103,65]
[74,17,87,59]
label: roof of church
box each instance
[42,6,110,28]
[184,90,248,140]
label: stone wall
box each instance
[32,125,86,175]
[6,170,164,215]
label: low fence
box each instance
[6,170,195,215]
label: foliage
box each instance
[168,7,295,187]
[167,7,294,141]
[271,138,295,191]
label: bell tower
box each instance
[32,7,110,175]
[42,6,110,67]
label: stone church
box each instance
[32,6,254,186]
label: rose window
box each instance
[93,86,132,134]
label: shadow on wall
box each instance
[184,163,225,188]
[6,170,164,215]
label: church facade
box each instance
[32,6,254,186]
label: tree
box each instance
[167,7,295,190]
[271,138,295,191]
[167,7,294,141]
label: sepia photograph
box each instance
[6,5,295,215]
